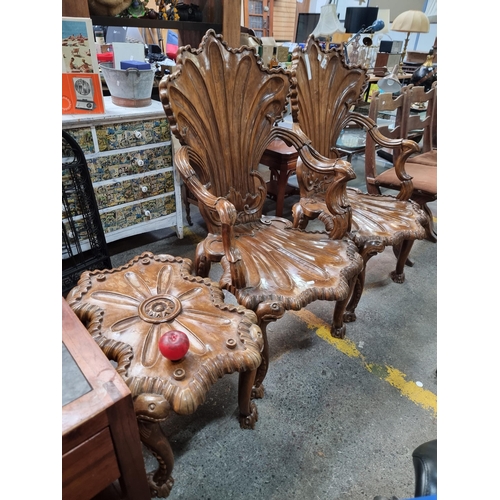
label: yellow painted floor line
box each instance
[291,309,437,417]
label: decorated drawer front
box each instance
[63,218,94,245]
[99,195,176,234]
[87,145,172,183]
[63,195,176,238]
[94,171,175,210]
[64,128,95,155]
[95,118,171,152]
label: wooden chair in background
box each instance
[159,30,364,399]
[366,83,437,241]
[289,37,429,321]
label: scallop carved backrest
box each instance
[160,30,291,228]
[290,36,369,159]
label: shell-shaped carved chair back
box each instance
[160,30,291,223]
[290,36,369,159]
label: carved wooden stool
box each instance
[66,252,263,498]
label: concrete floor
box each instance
[104,153,437,500]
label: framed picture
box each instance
[62,17,105,115]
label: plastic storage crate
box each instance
[62,130,111,295]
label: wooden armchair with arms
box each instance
[366,83,437,241]
[289,36,429,321]
[158,30,364,399]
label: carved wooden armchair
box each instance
[159,30,364,398]
[366,83,437,241]
[289,37,429,321]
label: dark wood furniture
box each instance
[366,83,437,242]
[66,252,263,498]
[289,37,428,320]
[62,298,150,500]
[259,139,299,217]
[63,1,240,50]
[158,30,364,400]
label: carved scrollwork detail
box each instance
[159,30,292,227]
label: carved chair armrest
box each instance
[271,125,356,178]
[175,145,245,288]
[271,126,355,239]
[348,112,420,201]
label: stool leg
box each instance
[135,393,175,498]
[238,369,258,429]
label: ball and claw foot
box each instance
[251,384,265,400]
[390,271,405,284]
[239,401,259,429]
[343,311,357,323]
[332,324,346,339]
[148,473,174,498]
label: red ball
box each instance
[158,330,190,361]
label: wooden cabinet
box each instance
[63,97,183,245]
[62,298,150,499]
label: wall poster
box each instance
[62,17,105,115]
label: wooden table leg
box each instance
[275,165,289,217]
[135,393,175,499]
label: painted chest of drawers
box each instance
[63,97,183,245]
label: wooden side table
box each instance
[62,298,150,500]
[66,252,263,498]
[260,139,300,217]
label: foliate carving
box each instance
[290,37,369,159]
[66,252,263,416]
[157,30,367,397]
[159,30,292,220]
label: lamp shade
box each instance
[391,10,430,34]
[312,3,345,38]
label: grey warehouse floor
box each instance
[97,153,437,500]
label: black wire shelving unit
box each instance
[62,130,112,296]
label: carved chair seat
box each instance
[66,252,263,498]
[289,37,429,320]
[159,30,364,398]
[206,217,362,310]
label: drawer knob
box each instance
[141,185,148,193]
[135,130,142,139]
[144,210,151,217]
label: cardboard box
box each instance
[277,46,289,62]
